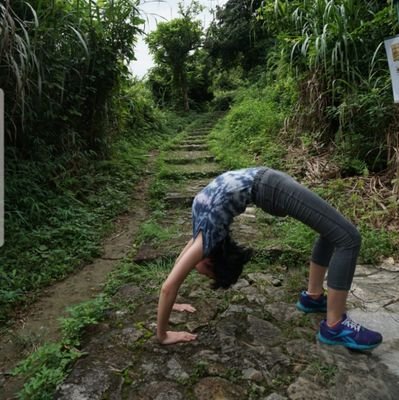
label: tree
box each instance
[205,0,270,71]
[146,1,203,111]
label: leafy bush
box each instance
[328,78,395,171]
[209,65,245,111]
[259,0,396,171]
[1,0,143,154]
[12,344,81,400]
[209,79,296,169]
[60,296,110,346]
[114,80,166,137]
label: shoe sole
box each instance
[316,332,382,351]
[296,301,327,313]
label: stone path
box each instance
[55,119,399,399]
[348,260,399,378]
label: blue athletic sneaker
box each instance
[317,314,383,350]
[296,290,327,313]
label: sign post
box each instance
[385,1,399,102]
[384,36,399,103]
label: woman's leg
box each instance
[255,170,360,285]
[308,261,328,295]
[253,169,382,349]
[310,236,349,324]
[308,235,334,295]
[310,237,351,325]
[326,288,348,325]
[307,261,347,324]
[282,183,361,324]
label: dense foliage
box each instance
[209,74,296,168]
[213,0,398,174]
[262,0,398,173]
[0,0,173,322]
[1,0,143,153]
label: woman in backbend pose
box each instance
[156,167,382,350]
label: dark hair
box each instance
[209,234,252,289]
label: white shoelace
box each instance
[342,317,361,332]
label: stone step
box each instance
[164,151,214,165]
[188,131,211,137]
[161,162,224,179]
[165,150,212,159]
[171,144,209,151]
[181,138,208,145]
[164,178,210,207]
[195,124,215,129]
[188,127,213,132]
[164,156,215,165]
[164,194,194,208]
[133,209,193,262]
[164,177,212,207]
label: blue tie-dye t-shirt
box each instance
[192,167,262,256]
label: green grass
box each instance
[105,258,174,296]
[137,219,178,245]
[263,204,397,265]
[311,179,399,263]
[359,226,396,264]
[60,296,111,347]
[306,360,338,386]
[12,343,82,400]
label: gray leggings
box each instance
[252,168,361,291]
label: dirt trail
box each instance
[0,153,157,399]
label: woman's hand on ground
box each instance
[172,303,197,313]
[158,330,197,345]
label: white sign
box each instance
[0,89,3,246]
[385,35,399,103]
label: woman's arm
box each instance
[174,238,194,265]
[157,233,203,345]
